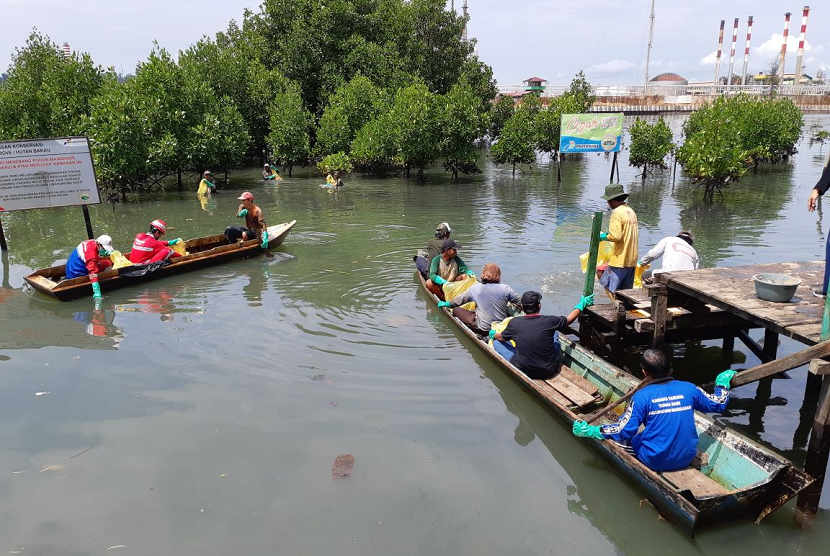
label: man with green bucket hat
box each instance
[597,183,639,293]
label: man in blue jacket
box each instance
[572,349,735,472]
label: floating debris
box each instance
[332,454,354,480]
[311,375,325,381]
[35,392,50,397]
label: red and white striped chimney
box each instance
[726,18,739,88]
[794,6,810,85]
[61,42,71,59]
[779,12,791,79]
[741,16,753,85]
[715,20,725,85]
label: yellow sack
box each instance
[488,316,516,348]
[108,250,133,270]
[171,242,188,256]
[441,275,477,311]
[579,241,615,273]
[634,263,650,289]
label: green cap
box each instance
[601,183,628,201]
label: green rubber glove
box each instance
[168,238,181,245]
[434,276,447,286]
[599,231,609,241]
[637,259,643,266]
[437,301,450,308]
[572,420,604,440]
[574,294,594,312]
[99,249,111,257]
[260,232,269,249]
[465,270,475,277]
[91,281,102,300]
[715,369,737,389]
[237,209,248,218]
[488,329,497,340]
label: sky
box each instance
[1,0,827,87]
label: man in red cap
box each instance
[128,219,183,264]
[226,191,269,249]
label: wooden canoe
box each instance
[417,271,813,535]
[24,220,296,301]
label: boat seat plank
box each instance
[558,365,599,396]
[533,378,575,407]
[661,468,730,497]
[543,375,597,408]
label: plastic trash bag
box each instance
[488,316,516,348]
[579,241,614,273]
[108,250,133,270]
[634,263,650,289]
[442,275,477,311]
[171,242,188,256]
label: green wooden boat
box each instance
[417,271,813,535]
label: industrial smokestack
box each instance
[741,16,753,85]
[794,6,810,86]
[779,12,791,80]
[726,18,739,90]
[715,20,725,86]
[61,42,71,59]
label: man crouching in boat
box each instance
[128,219,183,264]
[65,235,115,300]
[490,291,593,379]
[438,263,520,336]
[426,239,473,299]
[572,349,735,472]
[225,191,269,250]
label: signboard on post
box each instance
[559,113,624,154]
[0,137,101,212]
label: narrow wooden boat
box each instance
[417,271,813,535]
[25,220,297,301]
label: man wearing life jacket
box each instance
[128,219,183,264]
[65,235,116,300]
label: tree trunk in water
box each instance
[512,162,516,176]
[288,164,293,177]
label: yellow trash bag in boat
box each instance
[579,241,614,273]
[171,242,188,256]
[488,316,516,348]
[633,263,650,289]
[108,250,133,270]
[441,275,477,311]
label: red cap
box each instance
[237,191,254,201]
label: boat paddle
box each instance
[584,376,672,424]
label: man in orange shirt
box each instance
[225,191,269,249]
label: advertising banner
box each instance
[559,113,623,154]
[0,137,101,211]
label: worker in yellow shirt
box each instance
[597,183,639,293]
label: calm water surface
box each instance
[1,115,829,554]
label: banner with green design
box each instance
[559,113,623,153]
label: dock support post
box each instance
[722,334,734,356]
[647,284,668,348]
[611,301,626,359]
[797,359,830,516]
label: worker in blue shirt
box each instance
[572,349,735,472]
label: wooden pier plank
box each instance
[659,262,825,345]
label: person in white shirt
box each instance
[639,231,699,284]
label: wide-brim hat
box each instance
[600,183,628,201]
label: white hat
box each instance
[96,234,114,252]
[436,222,452,233]
[204,170,212,176]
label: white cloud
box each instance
[754,33,812,58]
[586,59,635,75]
[699,51,718,66]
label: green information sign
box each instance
[559,113,623,154]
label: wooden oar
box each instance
[585,376,672,424]
[701,339,830,389]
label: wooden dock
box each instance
[579,260,830,516]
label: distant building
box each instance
[649,73,688,87]
[523,77,547,95]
